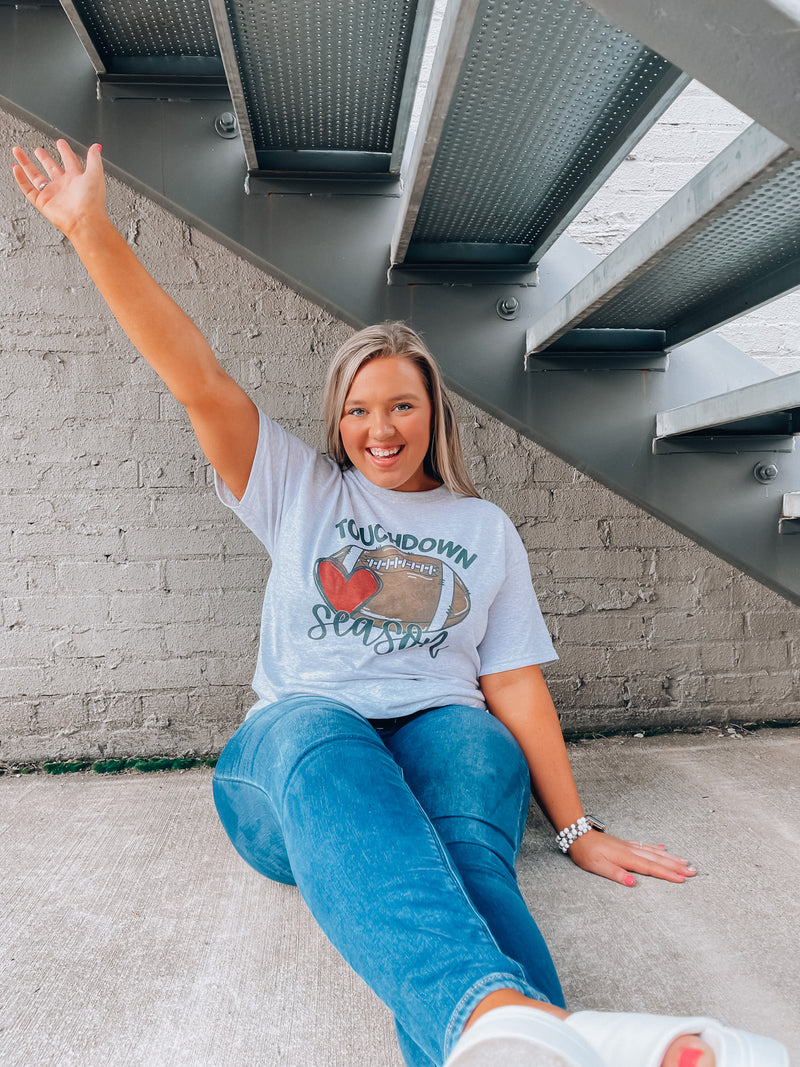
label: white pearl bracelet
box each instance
[555,815,604,853]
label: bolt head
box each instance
[215,111,239,138]
[496,296,520,320]
[753,462,779,483]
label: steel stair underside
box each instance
[1,0,799,604]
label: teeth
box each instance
[369,447,400,457]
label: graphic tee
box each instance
[216,409,557,719]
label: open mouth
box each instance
[367,446,403,458]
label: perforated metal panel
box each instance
[221,0,419,168]
[583,155,800,343]
[64,0,221,76]
[404,0,680,263]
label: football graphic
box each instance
[315,545,471,632]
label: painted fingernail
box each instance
[624,875,636,887]
[678,1048,703,1067]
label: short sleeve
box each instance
[214,408,324,554]
[476,519,557,675]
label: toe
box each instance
[661,1035,715,1067]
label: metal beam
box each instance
[390,0,481,265]
[207,0,258,172]
[2,2,800,605]
[656,372,800,442]
[58,0,106,74]
[525,123,798,357]
[583,0,800,150]
[388,0,438,175]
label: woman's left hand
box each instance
[566,829,696,887]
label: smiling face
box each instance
[339,356,441,492]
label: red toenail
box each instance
[678,1049,703,1067]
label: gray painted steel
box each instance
[2,2,799,604]
[208,0,425,174]
[656,372,800,441]
[60,0,223,79]
[207,0,258,171]
[584,0,800,150]
[396,0,686,267]
[526,124,800,355]
[391,0,482,266]
[781,494,800,533]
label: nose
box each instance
[370,413,395,439]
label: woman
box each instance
[11,140,787,1067]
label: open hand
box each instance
[567,830,696,887]
[12,138,105,240]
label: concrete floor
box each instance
[2,727,798,1066]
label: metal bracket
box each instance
[97,80,230,102]
[653,435,796,455]
[525,328,667,371]
[779,493,800,534]
[246,175,402,197]
[388,265,539,287]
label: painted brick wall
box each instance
[1,85,798,765]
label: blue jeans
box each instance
[212,696,565,1066]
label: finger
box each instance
[11,146,45,190]
[11,161,50,201]
[625,840,692,866]
[599,860,640,888]
[12,145,34,170]
[34,146,65,181]
[11,162,37,197]
[626,852,695,884]
[83,142,104,180]
[55,138,84,175]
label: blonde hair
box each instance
[323,322,480,499]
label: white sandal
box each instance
[443,1007,790,1067]
[566,1010,790,1067]
[443,1007,604,1066]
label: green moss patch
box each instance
[44,760,92,775]
[19,755,218,777]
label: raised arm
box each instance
[12,139,258,500]
[480,665,696,888]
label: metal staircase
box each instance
[1,0,799,602]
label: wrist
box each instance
[555,814,606,854]
[65,209,114,249]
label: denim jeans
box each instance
[212,696,565,1066]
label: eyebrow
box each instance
[345,392,425,405]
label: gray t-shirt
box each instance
[216,409,556,719]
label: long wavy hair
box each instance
[323,322,480,499]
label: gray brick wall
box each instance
[2,90,798,765]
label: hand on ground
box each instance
[567,829,696,887]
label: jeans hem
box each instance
[443,972,550,1058]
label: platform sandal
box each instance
[444,1006,789,1067]
[566,1010,789,1067]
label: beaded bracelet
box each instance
[555,816,592,854]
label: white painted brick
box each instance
[55,560,162,594]
[163,558,265,592]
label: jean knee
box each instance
[212,696,374,884]
[213,770,296,884]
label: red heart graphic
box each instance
[318,560,379,614]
